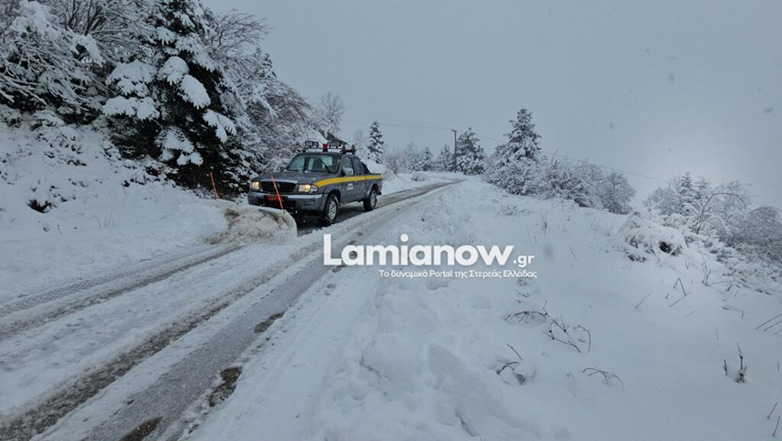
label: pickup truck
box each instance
[248,144,383,226]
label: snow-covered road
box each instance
[0,180,455,441]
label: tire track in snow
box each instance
[0,244,240,340]
[0,239,324,441]
[86,185,456,441]
[0,181,457,441]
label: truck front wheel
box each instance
[320,193,339,226]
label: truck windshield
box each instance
[286,154,340,173]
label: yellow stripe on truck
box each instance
[314,174,382,187]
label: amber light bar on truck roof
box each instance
[302,140,356,154]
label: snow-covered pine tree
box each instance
[507,107,541,160]
[103,0,241,191]
[421,146,433,171]
[436,144,452,171]
[367,121,384,164]
[486,107,541,191]
[454,128,485,175]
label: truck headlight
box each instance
[250,181,260,191]
[297,184,318,193]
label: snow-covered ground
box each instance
[3,112,779,440]
[182,178,782,441]
[0,109,442,298]
[381,171,459,195]
[0,116,454,426]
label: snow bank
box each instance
[617,213,687,261]
[205,202,296,245]
[187,177,782,441]
[0,107,228,296]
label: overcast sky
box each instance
[205,0,782,206]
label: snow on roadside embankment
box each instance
[0,108,288,297]
[187,178,782,441]
[0,110,439,298]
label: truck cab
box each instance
[248,141,383,226]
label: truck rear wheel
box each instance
[320,193,339,226]
[363,187,378,212]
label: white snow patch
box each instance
[205,202,296,245]
[160,56,189,85]
[202,110,236,143]
[105,60,155,96]
[180,75,210,108]
[103,96,159,120]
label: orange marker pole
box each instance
[270,174,285,211]
[210,171,220,199]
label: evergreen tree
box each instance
[506,107,541,160]
[486,107,541,189]
[103,0,240,191]
[405,142,424,171]
[455,128,485,175]
[421,146,433,171]
[367,121,384,164]
[437,144,452,171]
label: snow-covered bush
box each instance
[410,172,426,182]
[617,214,686,262]
[537,158,602,208]
[0,0,102,116]
[645,173,750,239]
[487,154,632,211]
[486,107,635,213]
[0,105,169,235]
[383,149,408,174]
[384,143,435,174]
[728,206,782,262]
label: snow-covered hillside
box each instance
[0,108,231,294]
[182,179,782,441]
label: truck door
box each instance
[340,156,357,202]
[351,156,367,201]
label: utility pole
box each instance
[451,129,458,172]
